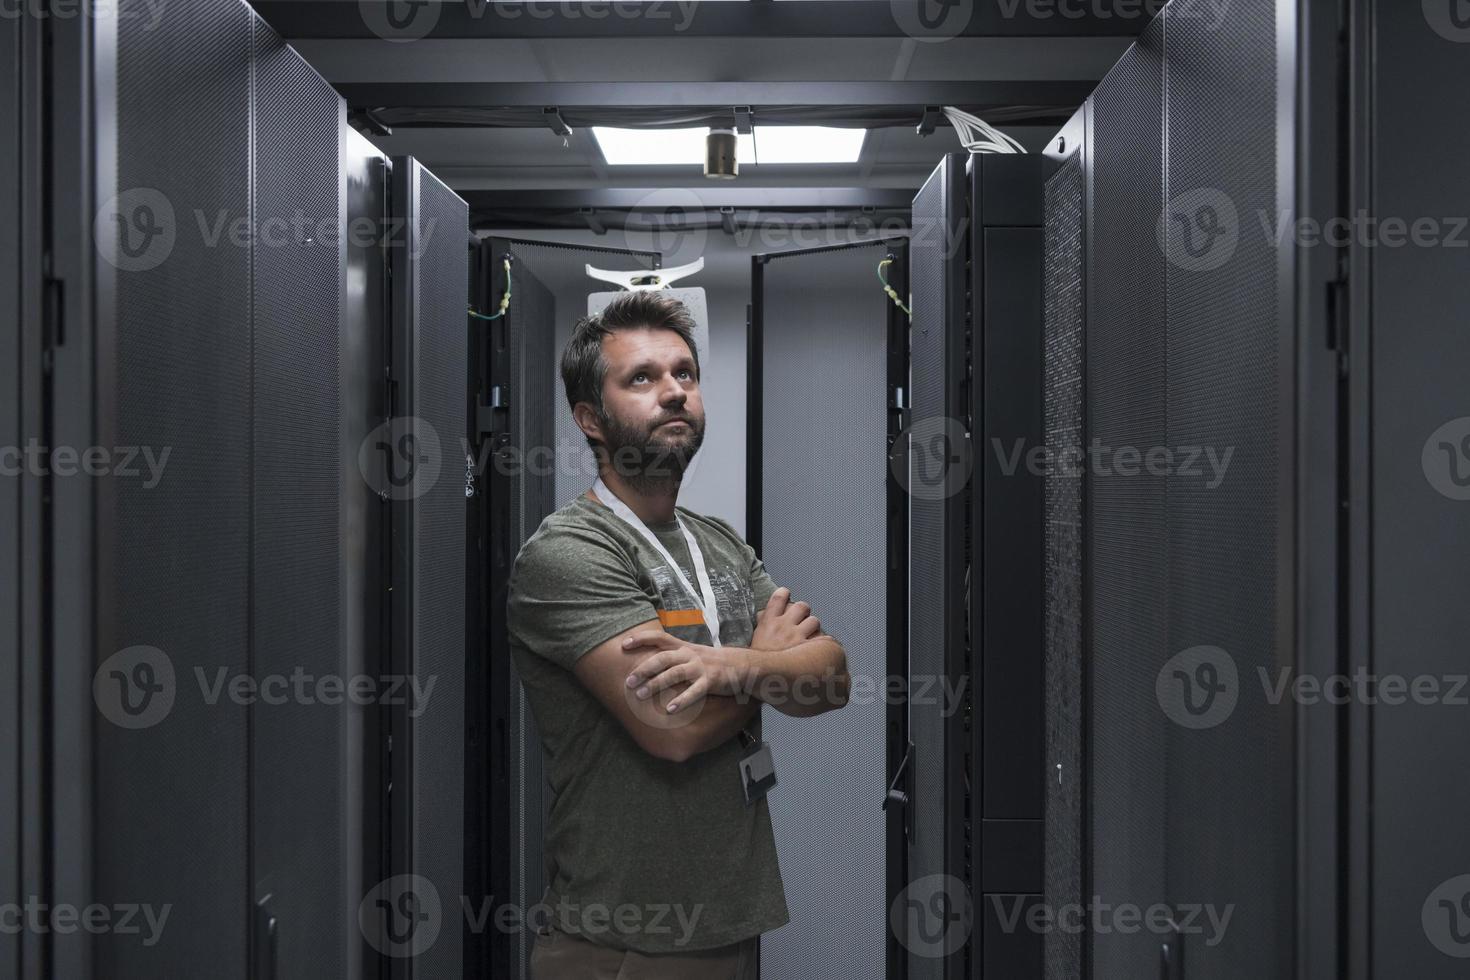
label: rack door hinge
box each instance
[477,385,507,438]
[1326,275,1349,378]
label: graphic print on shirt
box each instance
[649,561,757,648]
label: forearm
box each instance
[737,635,850,717]
[674,690,763,760]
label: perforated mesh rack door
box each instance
[250,22,349,979]
[1060,4,1295,978]
[1085,16,1168,980]
[752,240,896,980]
[94,5,365,976]
[98,3,255,974]
[1042,143,1085,980]
[1159,4,1291,976]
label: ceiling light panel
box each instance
[753,126,866,164]
[592,126,757,166]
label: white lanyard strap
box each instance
[592,478,723,648]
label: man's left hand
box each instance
[621,631,747,713]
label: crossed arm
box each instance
[570,588,849,763]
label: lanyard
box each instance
[592,477,723,648]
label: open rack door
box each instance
[386,155,470,980]
[749,238,909,980]
[906,153,974,980]
[470,236,660,980]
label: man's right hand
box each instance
[750,587,821,652]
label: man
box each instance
[506,289,850,979]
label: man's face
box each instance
[584,326,705,487]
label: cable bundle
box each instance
[943,106,1027,154]
[469,258,513,321]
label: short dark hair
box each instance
[560,291,701,448]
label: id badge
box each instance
[739,741,777,805]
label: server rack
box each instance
[35,1,376,976]
[20,2,472,975]
[1038,0,1347,977]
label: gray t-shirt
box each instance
[506,491,789,954]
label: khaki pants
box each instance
[528,925,758,980]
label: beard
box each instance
[597,406,705,495]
